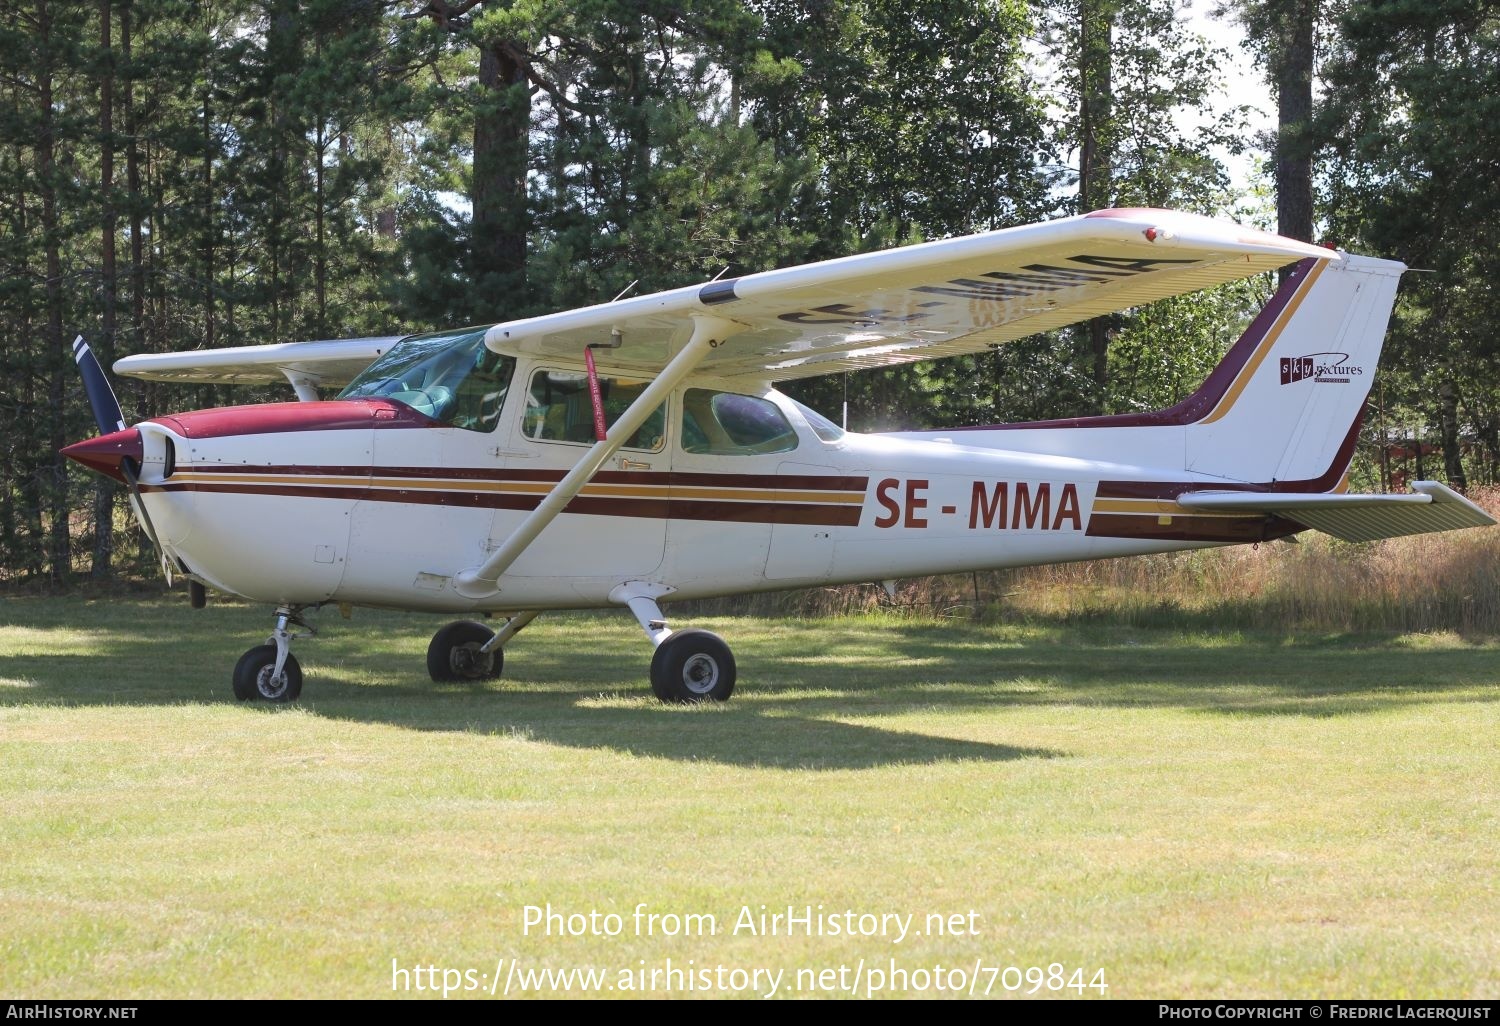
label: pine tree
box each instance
[1040,0,1249,416]
[1318,0,1500,489]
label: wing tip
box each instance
[1083,207,1338,263]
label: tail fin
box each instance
[1182,253,1404,486]
[894,251,1405,492]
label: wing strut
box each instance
[452,314,740,599]
[281,369,321,402]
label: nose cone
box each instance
[61,427,143,483]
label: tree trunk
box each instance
[472,41,529,307]
[1438,363,1467,491]
[1078,0,1114,410]
[1275,0,1315,245]
[123,0,148,418]
[201,38,215,350]
[93,0,117,579]
[14,175,46,577]
[266,0,299,345]
[314,119,327,334]
[38,0,72,584]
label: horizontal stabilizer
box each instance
[1176,482,1496,542]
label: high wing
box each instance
[1177,482,1497,542]
[111,209,1330,390]
[114,336,402,392]
[488,208,1334,382]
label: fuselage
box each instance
[66,353,1297,614]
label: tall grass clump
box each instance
[683,488,1500,635]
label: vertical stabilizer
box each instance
[1183,253,1404,487]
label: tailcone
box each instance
[61,428,142,483]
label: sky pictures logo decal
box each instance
[1280,351,1363,385]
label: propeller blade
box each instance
[73,335,127,435]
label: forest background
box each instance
[2,0,1495,584]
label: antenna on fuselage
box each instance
[611,280,640,303]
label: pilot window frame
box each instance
[520,366,668,453]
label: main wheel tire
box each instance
[232,644,303,703]
[650,629,736,703]
[427,620,503,682]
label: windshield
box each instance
[339,327,514,432]
[791,399,845,442]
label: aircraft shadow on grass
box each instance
[1,654,1058,771]
[4,617,1497,769]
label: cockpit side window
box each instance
[338,327,514,432]
[522,369,666,452]
[680,389,799,456]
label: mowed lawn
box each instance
[1,594,1497,999]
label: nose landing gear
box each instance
[233,606,313,703]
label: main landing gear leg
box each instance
[614,585,736,704]
[427,611,537,683]
[233,605,312,703]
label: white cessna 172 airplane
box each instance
[63,208,1494,704]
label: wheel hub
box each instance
[682,653,720,694]
[256,665,288,700]
[451,643,492,678]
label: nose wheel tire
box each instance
[650,629,736,703]
[427,620,504,682]
[232,644,303,703]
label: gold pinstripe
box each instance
[1198,260,1327,426]
[167,471,866,505]
[1090,497,1265,520]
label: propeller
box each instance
[72,335,127,435]
[69,335,205,606]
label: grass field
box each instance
[2,594,1498,999]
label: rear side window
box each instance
[522,369,665,451]
[681,389,798,456]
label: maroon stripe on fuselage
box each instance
[174,463,870,492]
[1085,512,1304,543]
[144,481,862,526]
